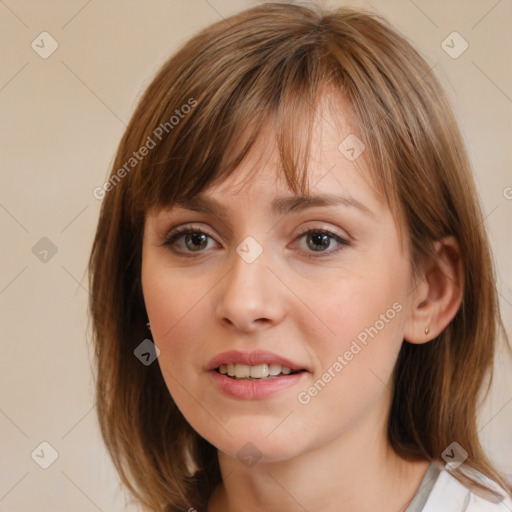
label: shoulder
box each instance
[422,463,512,511]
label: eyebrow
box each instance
[173,193,375,219]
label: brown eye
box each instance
[163,226,217,254]
[294,228,350,257]
[306,231,332,251]
[183,232,208,251]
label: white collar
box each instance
[421,465,512,511]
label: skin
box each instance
[141,92,464,512]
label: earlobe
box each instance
[403,236,464,345]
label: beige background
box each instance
[1,0,511,510]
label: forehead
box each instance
[144,86,391,228]
[195,91,380,211]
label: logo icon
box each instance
[236,236,263,264]
[32,237,58,263]
[442,441,468,469]
[236,442,263,468]
[441,32,468,59]
[134,339,160,366]
[31,441,59,469]
[31,32,59,59]
[338,134,366,162]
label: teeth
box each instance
[217,363,295,379]
[269,363,281,376]
[250,364,269,378]
[235,364,251,378]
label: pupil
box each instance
[308,232,330,251]
[186,233,207,251]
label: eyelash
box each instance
[162,224,350,259]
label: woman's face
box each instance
[141,94,416,464]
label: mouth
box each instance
[207,350,309,399]
[215,363,306,381]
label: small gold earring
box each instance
[425,327,430,335]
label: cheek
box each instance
[141,264,215,422]
[141,258,214,373]
[299,256,408,359]
[292,249,409,419]
[292,274,407,445]
[300,277,405,399]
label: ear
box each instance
[403,236,464,344]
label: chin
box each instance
[223,439,300,465]
[199,421,306,465]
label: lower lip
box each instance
[209,370,308,400]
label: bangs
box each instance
[128,30,331,217]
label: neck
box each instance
[208,405,429,512]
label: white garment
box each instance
[421,464,512,511]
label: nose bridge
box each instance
[215,235,285,331]
[227,236,270,304]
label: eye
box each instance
[162,225,218,254]
[293,227,350,257]
[161,224,350,258]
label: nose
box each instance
[215,245,287,333]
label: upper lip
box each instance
[205,350,309,372]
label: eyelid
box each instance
[161,223,219,246]
[160,219,230,243]
[292,220,352,243]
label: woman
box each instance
[88,3,512,511]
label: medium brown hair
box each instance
[88,2,511,510]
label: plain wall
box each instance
[1,0,511,510]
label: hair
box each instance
[88,2,512,510]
